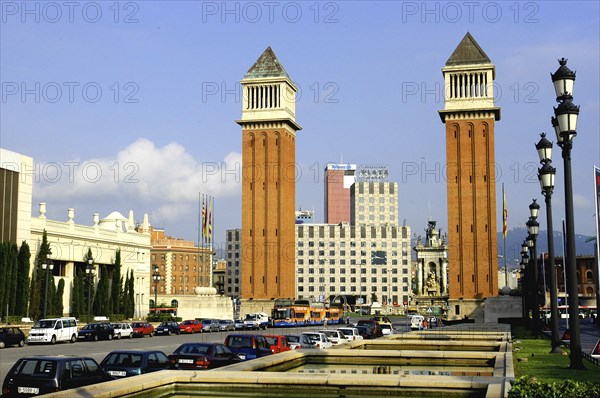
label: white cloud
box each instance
[36,138,242,227]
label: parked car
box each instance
[224,334,272,360]
[155,321,180,336]
[179,320,203,334]
[218,319,235,332]
[26,317,78,345]
[381,323,393,335]
[318,329,348,345]
[286,335,302,350]
[354,325,375,340]
[357,319,383,338]
[233,319,245,330]
[110,323,134,339]
[337,327,364,341]
[131,322,154,337]
[100,350,171,378]
[2,355,111,396]
[264,335,292,354]
[299,332,332,349]
[243,313,269,330]
[0,327,25,349]
[410,315,425,330]
[77,323,115,341]
[198,319,220,333]
[169,343,242,370]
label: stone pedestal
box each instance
[484,295,522,323]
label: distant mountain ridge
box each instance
[497,227,596,269]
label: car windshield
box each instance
[338,329,351,335]
[158,322,170,327]
[103,353,143,367]
[219,320,229,324]
[32,320,56,329]
[13,359,56,379]
[176,344,210,355]
[132,323,143,328]
[227,336,253,348]
[304,334,320,342]
[182,321,193,325]
[81,324,96,330]
[287,335,300,343]
[322,331,337,337]
[265,337,277,345]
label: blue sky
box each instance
[2,1,599,252]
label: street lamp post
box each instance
[42,259,54,319]
[551,58,584,369]
[152,265,161,315]
[86,257,95,324]
[520,246,530,321]
[527,204,540,332]
[536,133,561,353]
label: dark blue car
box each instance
[99,350,171,378]
[223,334,272,360]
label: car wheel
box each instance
[129,333,133,339]
[150,332,154,337]
[70,334,77,343]
[93,335,99,342]
[50,335,56,344]
[108,334,113,341]
[0,341,5,349]
[167,330,170,336]
[116,333,121,340]
[191,329,194,334]
[19,340,25,347]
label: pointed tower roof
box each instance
[243,46,290,80]
[445,32,491,66]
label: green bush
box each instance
[509,376,600,398]
[4,316,25,324]
[109,314,125,321]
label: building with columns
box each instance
[439,32,500,320]
[413,220,449,316]
[29,204,152,318]
[236,47,301,301]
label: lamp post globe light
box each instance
[551,58,584,369]
[86,257,95,324]
[520,250,529,321]
[152,265,161,315]
[42,259,54,319]
[536,133,561,354]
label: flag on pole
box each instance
[202,195,207,239]
[208,197,213,241]
[502,183,508,239]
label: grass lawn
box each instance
[512,326,600,384]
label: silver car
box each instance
[218,319,235,332]
[199,319,220,333]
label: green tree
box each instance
[93,265,110,316]
[110,249,122,315]
[15,241,31,316]
[72,270,84,318]
[0,243,8,319]
[7,243,19,317]
[29,230,52,320]
[54,278,65,316]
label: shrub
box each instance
[509,376,600,398]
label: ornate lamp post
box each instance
[520,249,529,321]
[86,257,95,323]
[152,265,161,315]
[536,133,561,353]
[527,206,540,331]
[42,258,54,318]
[551,58,584,369]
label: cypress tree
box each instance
[0,243,7,319]
[16,241,31,316]
[54,278,64,316]
[128,270,135,318]
[110,249,122,315]
[7,243,19,317]
[93,265,110,316]
[29,230,52,319]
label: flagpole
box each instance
[503,183,508,287]
[197,192,201,290]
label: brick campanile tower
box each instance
[236,47,301,301]
[439,33,500,320]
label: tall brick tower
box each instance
[439,33,500,320]
[237,47,301,301]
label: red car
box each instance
[179,320,202,334]
[264,335,292,354]
[131,322,154,337]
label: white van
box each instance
[26,317,78,344]
[410,315,425,330]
